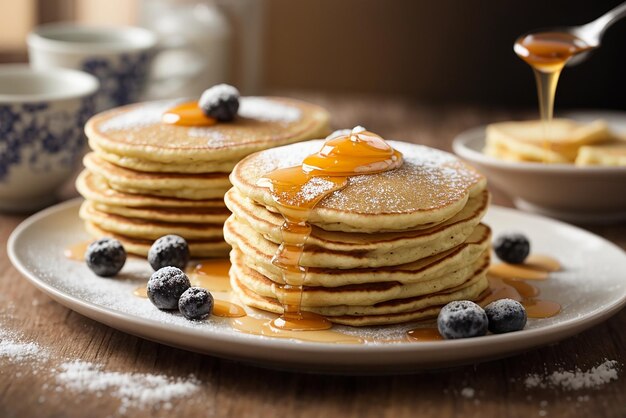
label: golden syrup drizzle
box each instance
[230,316,364,344]
[257,128,403,331]
[514,32,591,161]
[213,300,247,318]
[525,254,562,272]
[478,254,561,318]
[477,278,562,319]
[406,327,444,342]
[188,259,232,292]
[162,101,217,126]
[407,253,562,341]
[133,286,148,298]
[133,269,246,319]
[523,299,562,319]
[489,254,562,280]
[64,241,91,261]
[488,263,549,281]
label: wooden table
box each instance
[1,95,625,418]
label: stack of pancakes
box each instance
[76,97,330,257]
[224,140,492,326]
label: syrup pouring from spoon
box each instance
[515,2,626,67]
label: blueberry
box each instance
[437,300,488,339]
[494,233,530,264]
[148,235,190,271]
[484,298,527,334]
[199,84,239,121]
[178,287,214,320]
[84,238,126,277]
[147,267,191,310]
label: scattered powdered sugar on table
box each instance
[56,360,201,414]
[0,329,48,363]
[524,360,619,390]
[0,325,203,413]
[238,97,301,123]
[99,100,184,132]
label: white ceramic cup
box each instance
[28,23,157,112]
[0,64,99,213]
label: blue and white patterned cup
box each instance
[28,24,157,112]
[0,65,98,212]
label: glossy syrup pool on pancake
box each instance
[231,139,486,233]
[162,101,217,126]
[86,97,330,164]
[256,127,404,331]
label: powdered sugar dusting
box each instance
[0,329,48,362]
[199,84,239,108]
[269,176,339,207]
[298,177,337,202]
[524,360,620,390]
[99,100,184,132]
[243,140,483,214]
[98,97,300,136]
[0,325,203,413]
[238,97,301,123]
[187,127,228,146]
[56,360,201,414]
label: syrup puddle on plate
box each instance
[405,253,563,340]
[230,316,364,344]
[188,259,232,292]
[133,283,246,318]
[479,254,562,318]
[64,241,91,261]
[128,253,562,343]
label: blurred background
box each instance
[0,0,624,109]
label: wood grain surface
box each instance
[1,94,624,418]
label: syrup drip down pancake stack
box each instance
[76,96,330,257]
[224,129,492,326]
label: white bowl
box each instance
[452,112,626,223]
[0,64,99,212]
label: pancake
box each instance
[109,184,226,200]
[89,139,239,173]
[230,140,486,232]
[485,119,613,163]
[76,171,226,208]
[86,97,331,164]
[225,187,489,252]
[240,223,490,287]
[85,222,229,258]
[575,140,626,166]
[224,203,489,268]
[79,201,224,240]
[230,261,489,326]
[91,202,230,224]
[83,153,232,199]
[232,248,489,307]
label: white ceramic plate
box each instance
[452,111,626,223]
[8,199,626,374]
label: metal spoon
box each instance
[563,2,626,65]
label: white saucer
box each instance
[8,199,626,374]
